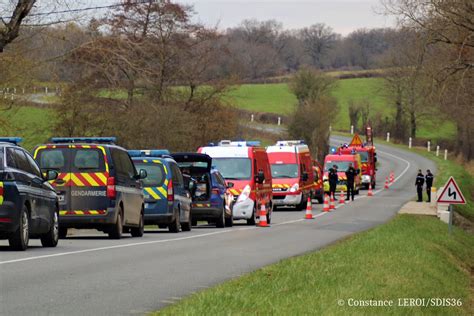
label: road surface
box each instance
[0,137,436,315]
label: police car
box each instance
[129,150,192,233]
[34,137,147,239]
[0,138,59,250]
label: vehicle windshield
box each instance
[135,162,166,187]
[324,161,353,172]
[271,164,298,178]
[211,158,251,180]
[356,151,369,162]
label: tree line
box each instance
[1,0,472,160]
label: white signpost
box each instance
[437,177,466,234]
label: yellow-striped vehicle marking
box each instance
[59,210,107,216]
[0,182,4,205]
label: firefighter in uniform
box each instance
[345,163,357,201]
[425,169,434,202]
[328,165,338,199]
[415,170,425,202]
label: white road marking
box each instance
[0,147,412,266]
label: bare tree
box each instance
[0,0,36,53]
[299,23,337,68]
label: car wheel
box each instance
[9,204,29,251]
[130,212,144,237]
[58,227,68,239]
[41,210,59,247]
[247,207,256,225]
[181,220,192,232]
[109,209,123,239]
[169,210,181,233]
[158,225,167,229]
[216,207,225,228]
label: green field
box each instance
[0,106,55,150]
[226,78,456,141]
[155,215,473,315]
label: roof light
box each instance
[50,137,117,144]
[0,137,23,145]
[128,149,171,158]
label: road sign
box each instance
[437,177,466,204]
[349,133,363,146]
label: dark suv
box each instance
[34,137,147,239]
[0,138,59,250]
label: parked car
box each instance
[34,137,147,239]
[171,153,233,228]
[129,150,192,232]
[198,141,273,225]
[0,137,59,250]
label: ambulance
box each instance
[198,141,272,225]
[266,141,315,210]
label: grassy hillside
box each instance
[156,214,473,315]
[226,78,456,141]
[0,106,55,150]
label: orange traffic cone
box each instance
[330,194,335,210]
[258,204,269,227]
[339,190,345,204]
[305,197,313,219]
[368,182,373,196]
[384,177,389,189]
[323,194,330,212]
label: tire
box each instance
[169,210,181,233]
[247,207,256,225]
[296,196,306,211]
[130,212,144,237]
[109,210,123,239]
[9,204,29,251]
[317,196,324,204]
[158,225,167,229]
[41,210,59,247]
[58,227,68,239]
[216,207,225,228]
[267,204,272,224]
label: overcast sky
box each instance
[177,0,395,35]
[90,0,395,36]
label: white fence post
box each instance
[329,125,332,133]
[444,149,448,160]
[350,125,354,135]
[436,145,440,157]
[427,141,431,152]
[250,114,254,122]
[45,87,48,94]
[386,132,390,142]
[409,137,412,149]
[278,117,281,126]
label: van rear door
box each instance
[34,146,72,214]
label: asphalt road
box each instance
[0,137,436,316]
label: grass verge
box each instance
[154,215,473,315]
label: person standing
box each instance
[425,170,434,202]
[345,163,357,201]
[328,166,338,199]
[415,170,425,202]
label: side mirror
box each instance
[255,170,265,184]
[226,182,234,189]
[138,169,147,179]
[44,170,58,181]
[301,172,309,182]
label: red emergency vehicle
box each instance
[337,133,377,189]
[198,141,273,225]
[266,141,315,210]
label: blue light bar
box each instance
[246,141,261,147]
[50,137,117,144]
[0,137,23,145]
[128,149,170,158]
